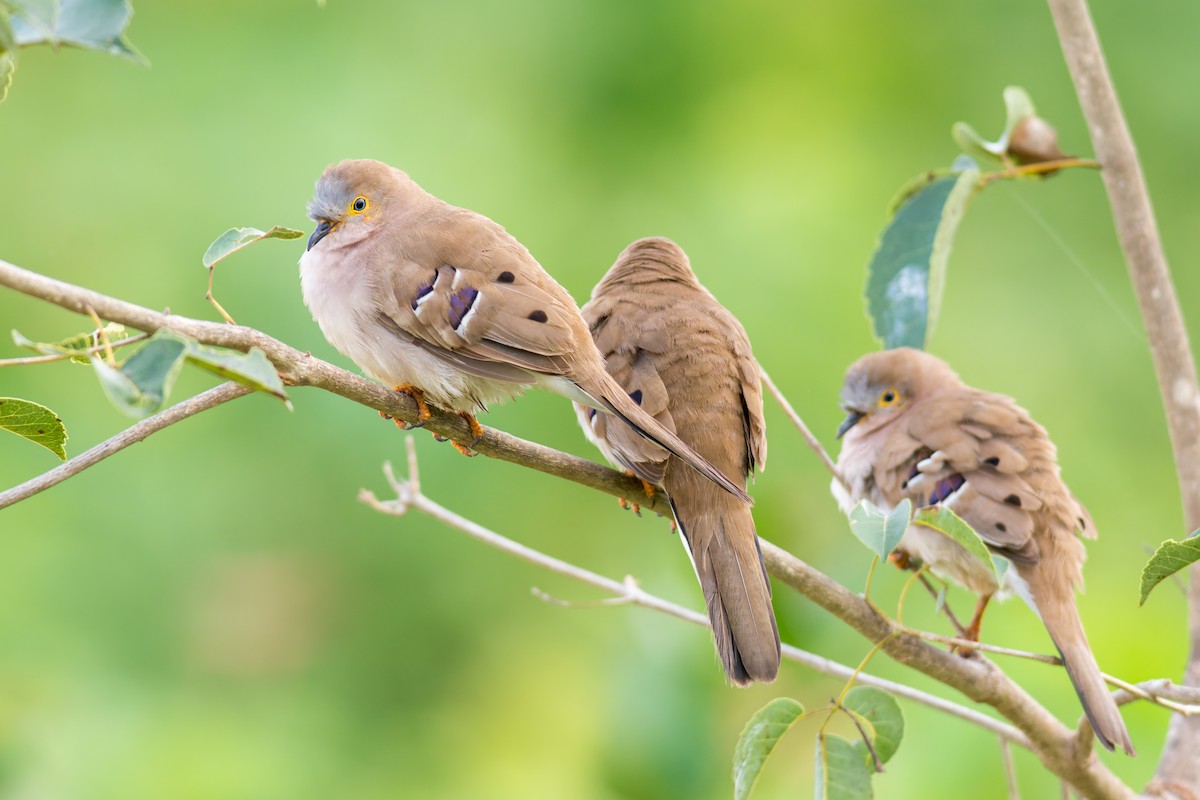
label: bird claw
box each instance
[389,383,431,428]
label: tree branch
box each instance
[0,381,251,510]
[0,257,1148,796]
[1047,1,1200,793]
[360,437,1033,749]
[0,257,668,516]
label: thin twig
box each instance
[360,437,1033,748]
[977,157,1101,189]
[760,369,848,492]
[896,625,1063,665]
[0,382,251,510]
[1001,737,1021,800]
[0,334,149,367]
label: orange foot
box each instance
[449,411,484,457]
[385,384,431,429]
[954,593,993,659]
[888,548,913,570]
[617,471,658,516]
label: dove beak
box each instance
[836,409,865,439]
[307,219,337,251]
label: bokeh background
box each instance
[1,1,1196,797]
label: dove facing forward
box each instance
[298,159,748,502]
[832,348,1134,755]
[575,237,779,685]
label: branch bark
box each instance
[1047,2,1200,794]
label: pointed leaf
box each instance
[732,697,805,800]
[843,686,904,765]
[865,165,979,349]
[848,499,910,561]
[951,121,1004,164]
[8,0,145,62]
[183,341,289,404]
[814,733,873,800]
[0,397,67,459]
[90,330,188,417]
[1139,531,1200,605]
[911,505,1001,584]
[12,323,130,363]
[202,225,304,268]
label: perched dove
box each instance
[575,237,780,685]
[832,348,1133,755]
[299,159,748,501]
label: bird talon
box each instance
[888,549,913,571]
[617,497,630,511]
[451,440,479,457]
[432,432,449,443]
[457,411,485,448]
[640,480,656,501]
[389,383,432,428]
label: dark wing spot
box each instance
[984,456,1000,467]
[629,389,643,405]
[1078,516,1087,530]
[528,310,548,323]
[588,407,597,420]
[1004,494,1021,507]
[497,271,515,283]
[996,522,1008,533]
[448,287,480,329]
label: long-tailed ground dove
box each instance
[298,159,748,502]
[832,347,1134,754]
[575,236,780,685]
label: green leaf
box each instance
[8,0,145,62]
[951,85,1037,162]
[1139,531,1200,605]
[732,698,805,800]
[865,164,979,349]
[843,686,904,765]
[911,505,1002,584]
[90,330,189,417]
[12,323,129,363]
[182,340,289,404]
[202,225,305,268]
[0,396,67,459]
[848,499,910,561]
[814,733,873,800]
[0,12,14,103]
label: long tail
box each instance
[585,373,752,503]
[669,484,780,685]
[1033,576,1135,755]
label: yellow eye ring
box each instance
[350,196,369,214]
[878,387,899,407]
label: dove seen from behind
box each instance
[576,237,779,685]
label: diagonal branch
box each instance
[0,381,250,510]
[360,438,1032,748]
[1047,1,1200,794]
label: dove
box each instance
[832,347,1134,754]
[299,159,748,502]
[575,237,779,685]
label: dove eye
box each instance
[878,388,899,407]
[350,196,368,214]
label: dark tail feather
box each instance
[671,497,780,685]
[595,386,752,503]
[1042,608,1135,755]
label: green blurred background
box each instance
[0,1,1195,797]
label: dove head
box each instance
[305,159,420,252]
[836,347,962,439]
[594,236,700,291]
